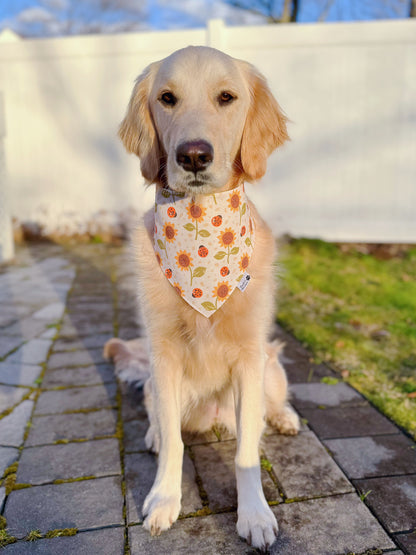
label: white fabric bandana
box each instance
[154,183,255,317]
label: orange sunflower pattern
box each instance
[154,182,254,317]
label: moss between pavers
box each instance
[25,529,43,541]
[44,528,78,538]
[0,529,17,548]
[52,475,97,485]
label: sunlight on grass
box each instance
[276,238,416,439]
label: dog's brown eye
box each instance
[160,92,177,106]
[218,91,235,105]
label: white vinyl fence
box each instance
[0,18,415,242]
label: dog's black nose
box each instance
[176,140,213,173]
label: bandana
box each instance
[154,183,255,317]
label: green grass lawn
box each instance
[276,238,416,440]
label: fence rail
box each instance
[0,18,415,242]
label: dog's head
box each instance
[119,46,289,194]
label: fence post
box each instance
[207,19,225,50]
[0,91,14,262]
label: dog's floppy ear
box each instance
[239,65,289,182]
[119,62,161,184]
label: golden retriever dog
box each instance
[105,46,299,551]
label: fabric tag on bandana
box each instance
[154,183,255,317]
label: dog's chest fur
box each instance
[133,203,276,395]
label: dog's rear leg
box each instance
[232,349,279,551]
[142,346,183,536]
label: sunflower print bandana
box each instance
[154,183,255,317]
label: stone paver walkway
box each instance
[0,243,415,554]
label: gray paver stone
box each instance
[354,475,416,533]
[0,385,30,414]
[53,334,113,352]
[324,434,416,479]
[0,400,34,447]
[0,363,42,386]
[120,385,148,422]
[4,476,124,536]
[26,410,118,446]
[0,336,23,359]
[2,317,48,341]
[129,512,249,555]
[59,320,114,338]
[47,349,106,370]
[42,364,115,387]
[300,404,398,439]
[0,446,19,476]
[290,382,364,408]
[32,302,66,320]
[192,441,237,511]
[263,431,354,499]
[394,531,416,554]
[2,526,125,554]
[35,383,117,414]
[0,486,5,512]
[6,339,52,366]
[17,438,121,485]
[270,493,395,554]
[123,419,149,453]
[125,451,201,523]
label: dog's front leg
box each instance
[232,349,278,551]
[142,348,183,535]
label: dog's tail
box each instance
[104,337,150,389]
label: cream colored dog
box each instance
[105,46,299,551]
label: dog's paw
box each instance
[268,404,300,436]
[237,505,278,552]
[143,490,181,536]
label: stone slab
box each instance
[0,385,30,414]
[26,410,118,446]
[290,382,364,408]
[270,494,395,554]
[2,526,125,554]
[0,362,42,386]
[120,385,148,423]
[192,441,238,511]
[0,400,34,447]
[0,486,5,512]
[0,446,19,476]
[271,325,338,383]
[53,334,113,352]
[263,431,354,499]
[32,302,66,320]
[17,438,121,485]
[129,512,246,555]
[59,320,114,338]
[6,339,52,366]
[354,475,416,533]
[0,335,23,359]
[4,476,124,536]
[324,434,416,479]
[123,419,149,453]
[125,451,202,523]
[42,365,115,388]
[1,318,48,341]
[125,452,156,524]
[394,531,416,554]
[47,349,106,370]
[35,383,117,415]
[129,493,394,555]
[300,404,398,439]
